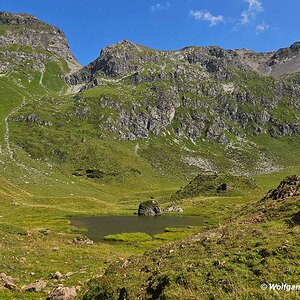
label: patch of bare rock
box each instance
[48,285,77,300]
[262,175,300,200]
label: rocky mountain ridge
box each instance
[65,39,300,145]
[68,39,300,85]
[0,11,80,71]
[0,12,300,178]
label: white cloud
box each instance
[241,0,264,25]
[256,21,270,34]
[190,10,224,27]
[150,2,171,12]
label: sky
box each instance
[1,0,300,66]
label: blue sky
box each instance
[1,0,300,65]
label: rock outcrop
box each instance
[262,175,300,200]
[0,11,80,70]
[0,273,19,291]
[49,286,77,300]
[171,174,257,200]
[262,42,300,76]
[23,279,47,292]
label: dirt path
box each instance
[39,67,45,88]
[4,96,26,160]
[2,94,37,171]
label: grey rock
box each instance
[0,273,19,291]
[262,175,300,200]
[138,200,161,216]
[68,237,93,245]
[163,205,183,213]
[49,286,77,300]
[24,279,47,292]
[52,271,63,280]
[0,12,80,69]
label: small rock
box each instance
[0,273,16,283]
[4,281,19,291]
[68,237,93,245]
[213,260,226,268]
[85,239,93,245]
[52,271,63,280]
[65,272,76,278]
[40,229,51,235]
[121,259,130,268]
[49,286,77,300]
[51,246,59,251]
[163,205,183,213]
[0,273,19,291]
[24,279,47,292]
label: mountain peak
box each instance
[290,41,300,51]
[0,11,46,27]
[118,39,137,46]
[0,11,80,69]
[105,39,144,53]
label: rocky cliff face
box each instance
[0,12,80,71]
[67,40,300,144]
[262,175,300,200]
[68,40,300,85]
[260,42,300,76]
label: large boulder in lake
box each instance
[138,200,161,216]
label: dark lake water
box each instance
[70,215,203,242]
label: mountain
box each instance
[64,40,300,176]
[66,39,300,142]
[0,12,300,300]
[68,39,300,81]
[68,39,300,80]
[1,14,300,182]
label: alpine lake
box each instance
[70,215,204,242]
